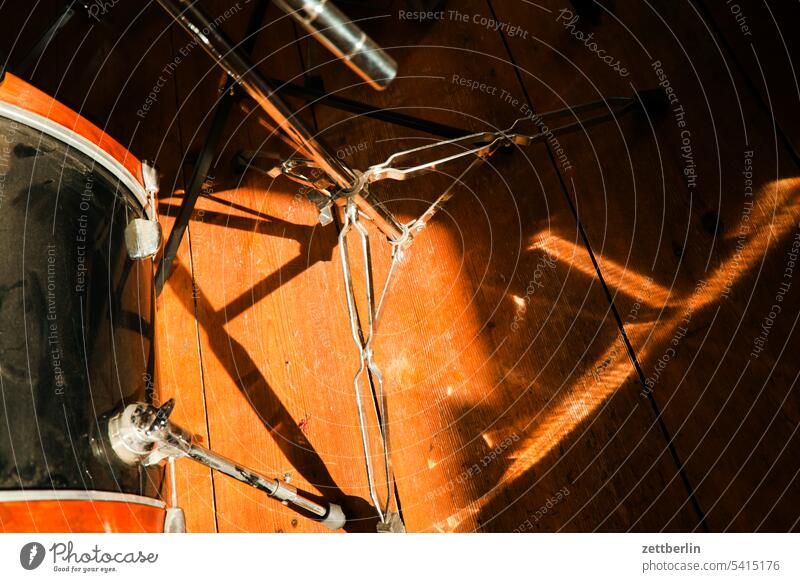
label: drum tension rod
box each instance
[108,399,346,530]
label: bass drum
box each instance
[0,73,164,532]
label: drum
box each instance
[0,73,164,532]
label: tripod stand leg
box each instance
[154,0,272,295]
[154,80,237,295]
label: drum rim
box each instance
[0,489,165,509]
[0,101,155,221]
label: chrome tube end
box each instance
[276,0,397,91]
[349,40,397,91]
[321,502,347,530]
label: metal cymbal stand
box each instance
[155,0,657,533]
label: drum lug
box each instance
[125,218,163,260]
[126,160,163,260]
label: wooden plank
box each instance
[168,0,381,532]
[303,0,699,531]
[492,0,800,530]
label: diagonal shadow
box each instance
[415,178,800,532]
[167,260,378,531]
[161,196,335,320]
[158,200,312,243]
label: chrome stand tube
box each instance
[274,0,397,90]
[156,0,356,190]
[185,443,338,520]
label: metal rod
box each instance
[169,456,179,507]
[268,79,471,139]
[156,0,356,190]
[155,0,269,295]
[109,401,346,529]
[155,79,236,295]
[185,444,329,518]
[338,201,389,522]
[15,1,78,76]
[274,0,396,90]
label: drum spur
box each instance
[106,399,346,531]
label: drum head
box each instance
[0,108,163,531]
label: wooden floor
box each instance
[3,0,799,532]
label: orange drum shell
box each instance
[0,500,165,533]
[0,77,161,534]
[0,72,145,188]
